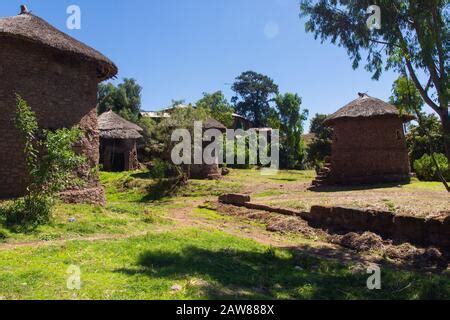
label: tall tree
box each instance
[97,78,142,120]
[390,75,449,190]
[307,113,333,165]
[310,113,333,141]
[300,0,449,161]
[231,71,279,127]
[196,91,234,128]
[275,93,309,169]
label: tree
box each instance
[97,78,143,120]
[196,91,234,128]
[275,93,309,169]
[307,113,333,166]
[300,0,449,161]
[406,114,445,165]
[390,75,449,190]
[310,113,333,141]
[231,71,279,127]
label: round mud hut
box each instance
[98,110,143,172]
[190,119,227,180]
[313,93,413,186]
[0,7,117,203]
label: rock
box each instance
[68,217,76,223]
[221,167,230,176]
[171,284,182,292]
[218,193,250,205]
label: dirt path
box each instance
[164,203,388,268]
[0,231,155,251]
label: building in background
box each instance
[98,110,143,172]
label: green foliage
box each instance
[231,71,279,127]
[149,158,169,179]
[3,194,52,228]
[135,115,156,162]
[406,114,445,164]
[310,113,333,140]
[3,96,85,228]
[307,113,332,166]
[97,78,142,118]
[275,93,309,169]
[413,153,450,181]
[196,91,234,128]
[299,1,448,88]
[148,104,210,178]
[390,76,424,115]
[390,75,446,172]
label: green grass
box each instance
[0,228,448,300]
[0,169,449,300]
[403,178,448,191]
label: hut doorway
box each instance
[111,152,125,172]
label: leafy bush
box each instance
[2,96,85,228]
[413,153,450,181]
[149,158,169,179]
[3,194,52,228]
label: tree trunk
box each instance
[440,111,450,163]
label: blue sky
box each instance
[1,0,404,130]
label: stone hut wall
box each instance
[0,38,102,199]
[328,117,410,184]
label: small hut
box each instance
[190,119,227,179]
[98,110,143,172]
[313,93,413,186]
[0,6,117,203]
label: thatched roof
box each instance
[0,8,117,80]
[204,118,227,131]
[324,93,413,126]
[98,110,143,139]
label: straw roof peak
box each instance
[98,110,143,140]
[204,118,227,131]
[0,7,117,80]
[324,93,412,126]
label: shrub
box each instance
[149,158,169,179]
[2,96,85,228]
[4,194,52,228]
[413,153,450,181]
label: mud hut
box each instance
[98,110,143,172]
[313,93,413,186]
[190,119,227,179]
[0,6,117,203]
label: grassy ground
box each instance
[0,169,448,300]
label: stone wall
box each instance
[328,117,410,184]
[0,38,103,201]
[60,186,106,206]
[307,206,450,249]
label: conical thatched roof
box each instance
[0,8,117,80]
[98,110,143,139]
[204,118,227,131]
[324,94,413,126]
